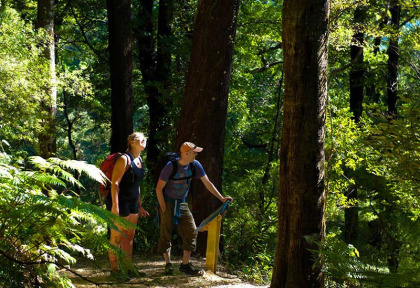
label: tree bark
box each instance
[387,0,400,117]
[106,0,134,153]
[37,0,57,158]
[175,0,240,255]
[270,0,329,287]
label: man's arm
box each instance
[200,175,233,203]
[155,179,167,212]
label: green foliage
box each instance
[323,99,420,286]
[221,0,283,282]
[314,227,420,288]
[0,144,133,287]
[321,1,420,284]
[0,7,49,148]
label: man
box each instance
[155,142,233,275]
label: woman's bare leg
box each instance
[121,213,138,266]
[109,223,124,271]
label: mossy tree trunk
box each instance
[37,0,57,158]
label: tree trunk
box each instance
[349,7,365,124]
[387,0,400,117]
[136,0,174,167]
[175,0,240,255]
[107,0,134,153]
[37,0,57,158]
[386,0,402,273]
[270,0,329,287]
[345,6,366,245]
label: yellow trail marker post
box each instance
[194,199,231,273]
[202,214,222,272]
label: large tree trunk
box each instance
[107,0,134,153]
[387,0,400,117]
[270,0,329,287]
[175,0,240,255]
[37,0,57,158]
[136,0,174,167]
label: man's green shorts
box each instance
[157,201,197,253]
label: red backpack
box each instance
[98,153,131,204]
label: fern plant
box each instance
[0,147,132,287]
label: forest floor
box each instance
[64,254,269,288]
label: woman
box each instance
[107,132,149,279]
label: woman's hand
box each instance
[138,205,149,218]
[111,204,119,215]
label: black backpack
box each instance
[153,152,196,185]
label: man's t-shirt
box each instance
[159,159,205,200]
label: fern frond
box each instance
[0,150,136,287]
[47,157,107,185]
[28,156,49,170]
[25,171,67,187]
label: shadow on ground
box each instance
[63,254,268,288]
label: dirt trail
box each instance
[64,254,268,288]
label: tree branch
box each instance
[0,249,101,285]
[238,20,281,27]
[328,48,363,85]
[69,3,108,63]
[399,13,417,28]
[250,61,283,74]
[257,42,282,55]
[241,137,267,149]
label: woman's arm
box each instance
[110,155,129,215]
[138,186,149,217]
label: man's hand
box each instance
[223,196,233,203]
[160,203,167,213]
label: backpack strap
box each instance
[122,152,136,184]
[169,161,196,181]
[190,161,196,177]
[122,152,133,172]
[169,160,178,180]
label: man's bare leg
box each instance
[182,250,191,265]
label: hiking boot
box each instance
[179,262,203,276]
[128,268,146,278]
[164,262,174,275]
[108,271,130,282]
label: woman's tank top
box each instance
[119,153,145,200]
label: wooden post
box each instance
[204,215,222,272]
